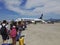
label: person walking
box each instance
[0,20,9,43]
[10,25,17,45]
[16,21,22,41]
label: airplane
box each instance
[15,14,47,24]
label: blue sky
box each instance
[0,0,60,20]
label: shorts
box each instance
[1,34,8,40]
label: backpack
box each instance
[0,26,7,35]
[10,28,17,38]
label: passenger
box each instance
[0,20,9,43]
[21,21,25,30]
[10,25,17,45]
[24,21,27,28]
[6,22,10,40]
[17,21,22,38]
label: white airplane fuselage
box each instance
[15,18,46,23]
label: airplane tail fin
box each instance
[39,14,43,19]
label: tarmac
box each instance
[0,23,60,45]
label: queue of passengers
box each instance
[0,20,27,45]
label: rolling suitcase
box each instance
[19,37,24,45]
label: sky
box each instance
[0,0,60,20]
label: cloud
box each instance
[4,0,60,16]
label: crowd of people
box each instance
[0,20,27,45]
